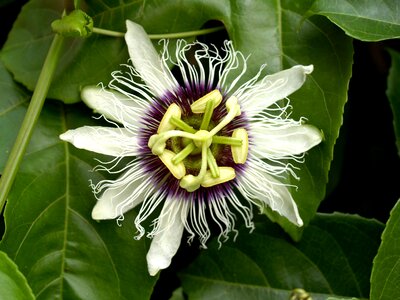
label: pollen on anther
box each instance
[231,128,248,164]
[201,167,236,187]
[158,149,186,179]
[190,90,222,113]
[157,103,182,133]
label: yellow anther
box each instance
[158,103,182,133]
[190,90,222,113]
[201,167,236,187]
[159,149,186,179]
[231,128,248,164]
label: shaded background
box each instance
[320,39,400,222]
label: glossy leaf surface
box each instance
[180,214,383,300]
[309,0,400,41]
[0,251,35,300]
[1,0,353,240]
[0,59,157,298]
[370,200,400,299]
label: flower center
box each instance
[148,90,249,192]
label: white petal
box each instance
[81,86,145,129]
[146,199,188,276]
[125,21,178,97]
[251,124,323,157]
[92,166,150,220]
[60,126,140,157]
[236,157,303,226]
[237,65,313,116]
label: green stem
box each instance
[92,26,225,39]
[0,33,64,212]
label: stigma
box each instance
[148,90,249,192]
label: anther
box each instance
[201,167,236,187]
[231,128,248,164]
[157,103,181,133]
[190,90,222,113]
[159,149,186,179]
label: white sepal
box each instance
[251,124,323,158]
[91,166,150,220]
[125,20,178,98]
[81,86,145,129]
[146,199,188,276]
[60,126,139,157]
[237,65,313,116]
[236,156,303,226]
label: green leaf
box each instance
[0,251,35,300]
[2,0,352,237]
[0,59,30,173]
[370,199,400,299]
[0,98,157,299]
[386,50,400,157]
[252,0,353,239]
[180,213,383,300]
[308,0,400,41]
[1,0,121,103]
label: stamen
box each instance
[149,130,199,155]
[180,142,208,192]
[170,116,196,133]
[172,142,196,164]
[201,167,236,187]
[157,103,182,133]
[226,96,241,115]
[231,128,249,164]
[149,93,243,192]
[212,136,242,146]
[209,96,241,136]
[207,149,220,178]
[190,90,222,114]
[200,98,215,130]
[158,149,186,179]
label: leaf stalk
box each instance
[92,26,225,39]
[0,33,64,212]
